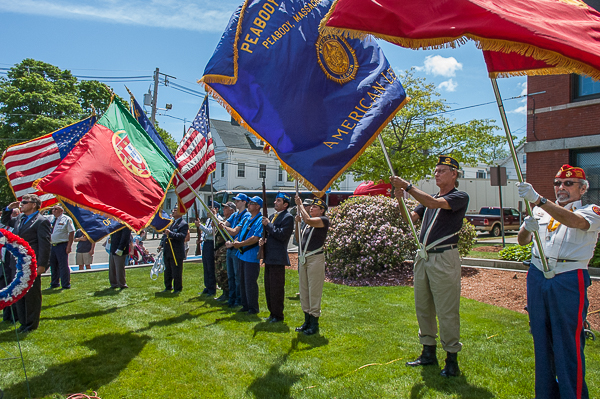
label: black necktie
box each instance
[19,215,27,230]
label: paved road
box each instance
[66,236,168,269]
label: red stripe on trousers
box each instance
[576,269,585,399]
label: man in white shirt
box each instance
[518,164,600,399]
[48,204,75,289]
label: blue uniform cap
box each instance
[233,193,249,202]
[276,192,291,203]
[248,196,263,207]
[208,201,221,209]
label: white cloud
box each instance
[438,79,458,92]
[415,55,463,77]
[0,0,237,32]
[519,81,527,97]
[510,105,527,115]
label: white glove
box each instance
[523,216,539,232]
[115,249,124,256]
[517,182,540,203]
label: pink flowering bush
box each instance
[325,195,419,279]
[325,195,476,279]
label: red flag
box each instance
[35,101,176,232]
[321,0,600,80]
[174,96,216,212]
[353,181,392,197]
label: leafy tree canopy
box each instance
[0,58,178,204]
[348,68,509,183]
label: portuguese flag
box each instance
[35,100,176,232]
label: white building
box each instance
[415,145,527,213]
[164,118,362,218]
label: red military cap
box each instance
[555,164,586,179]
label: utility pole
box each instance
[151,67,159,125]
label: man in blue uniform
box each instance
[220,193,250,308]
[226,196,263,315]
[518,164,599,399]
[391,155,469,377]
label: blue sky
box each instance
[0,0,527,144]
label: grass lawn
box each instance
[1,264,598,398]
[466,243,517,260]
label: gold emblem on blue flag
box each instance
[316,34,358,84]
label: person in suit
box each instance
[197,202,222,296]
[108,227,131,289]
[160,205,189,293]
[1,194,51,333]
[260,192,294,323]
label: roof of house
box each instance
[210,119,261,150]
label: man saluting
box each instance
[391,155,469,377]
[518,164,599,399]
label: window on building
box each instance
[522,154,527,164]
[571,148,600,205]
[166,198,172,210]
[237,163,245,178]
[259,164,267,179]
[574,74,600,101]
[278,166,284,182]
[221,162,225,178]
[476,170,487,179]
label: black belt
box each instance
[533,256,579,263]
[52,242,68,246]
[427,244,457,254]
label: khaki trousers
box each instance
[414,248,462,353]
[299,252,325,317]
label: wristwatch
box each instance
[405,183,413,192]
[538,196,547,207]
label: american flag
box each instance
[2,116,97,210]
[174,96,216,212]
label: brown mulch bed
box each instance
[287,253,600,331]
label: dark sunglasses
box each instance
[20,200,31,204]
[553,180,579,187]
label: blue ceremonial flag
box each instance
[200,0,408,194]
[130,96,178,168]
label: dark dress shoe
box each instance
[406,345,438,367]
[161,289,172,293]
[238,307,249,313]
[296,312,310,332]
[17,325,33,333]
[269,317,283,323]
[440,352,460,377]
[247,309,259,315]
[173,290,182,294]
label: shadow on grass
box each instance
[41,288,66,295]
[41,306,119,321]
[2,331,150,399]
[41,299,77,311]
[253,321,291,337]
[246,350,303,399]
[135,310,218,333]
[290,333,329,352]
[204,312,261,327]
[409,365,494,399]
[92,288,121,297]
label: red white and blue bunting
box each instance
[0,228,37,310]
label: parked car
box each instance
[466,207,522,237]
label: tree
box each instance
[348,68,506,183]
[154,122,179,155]
[0,59,178,205]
